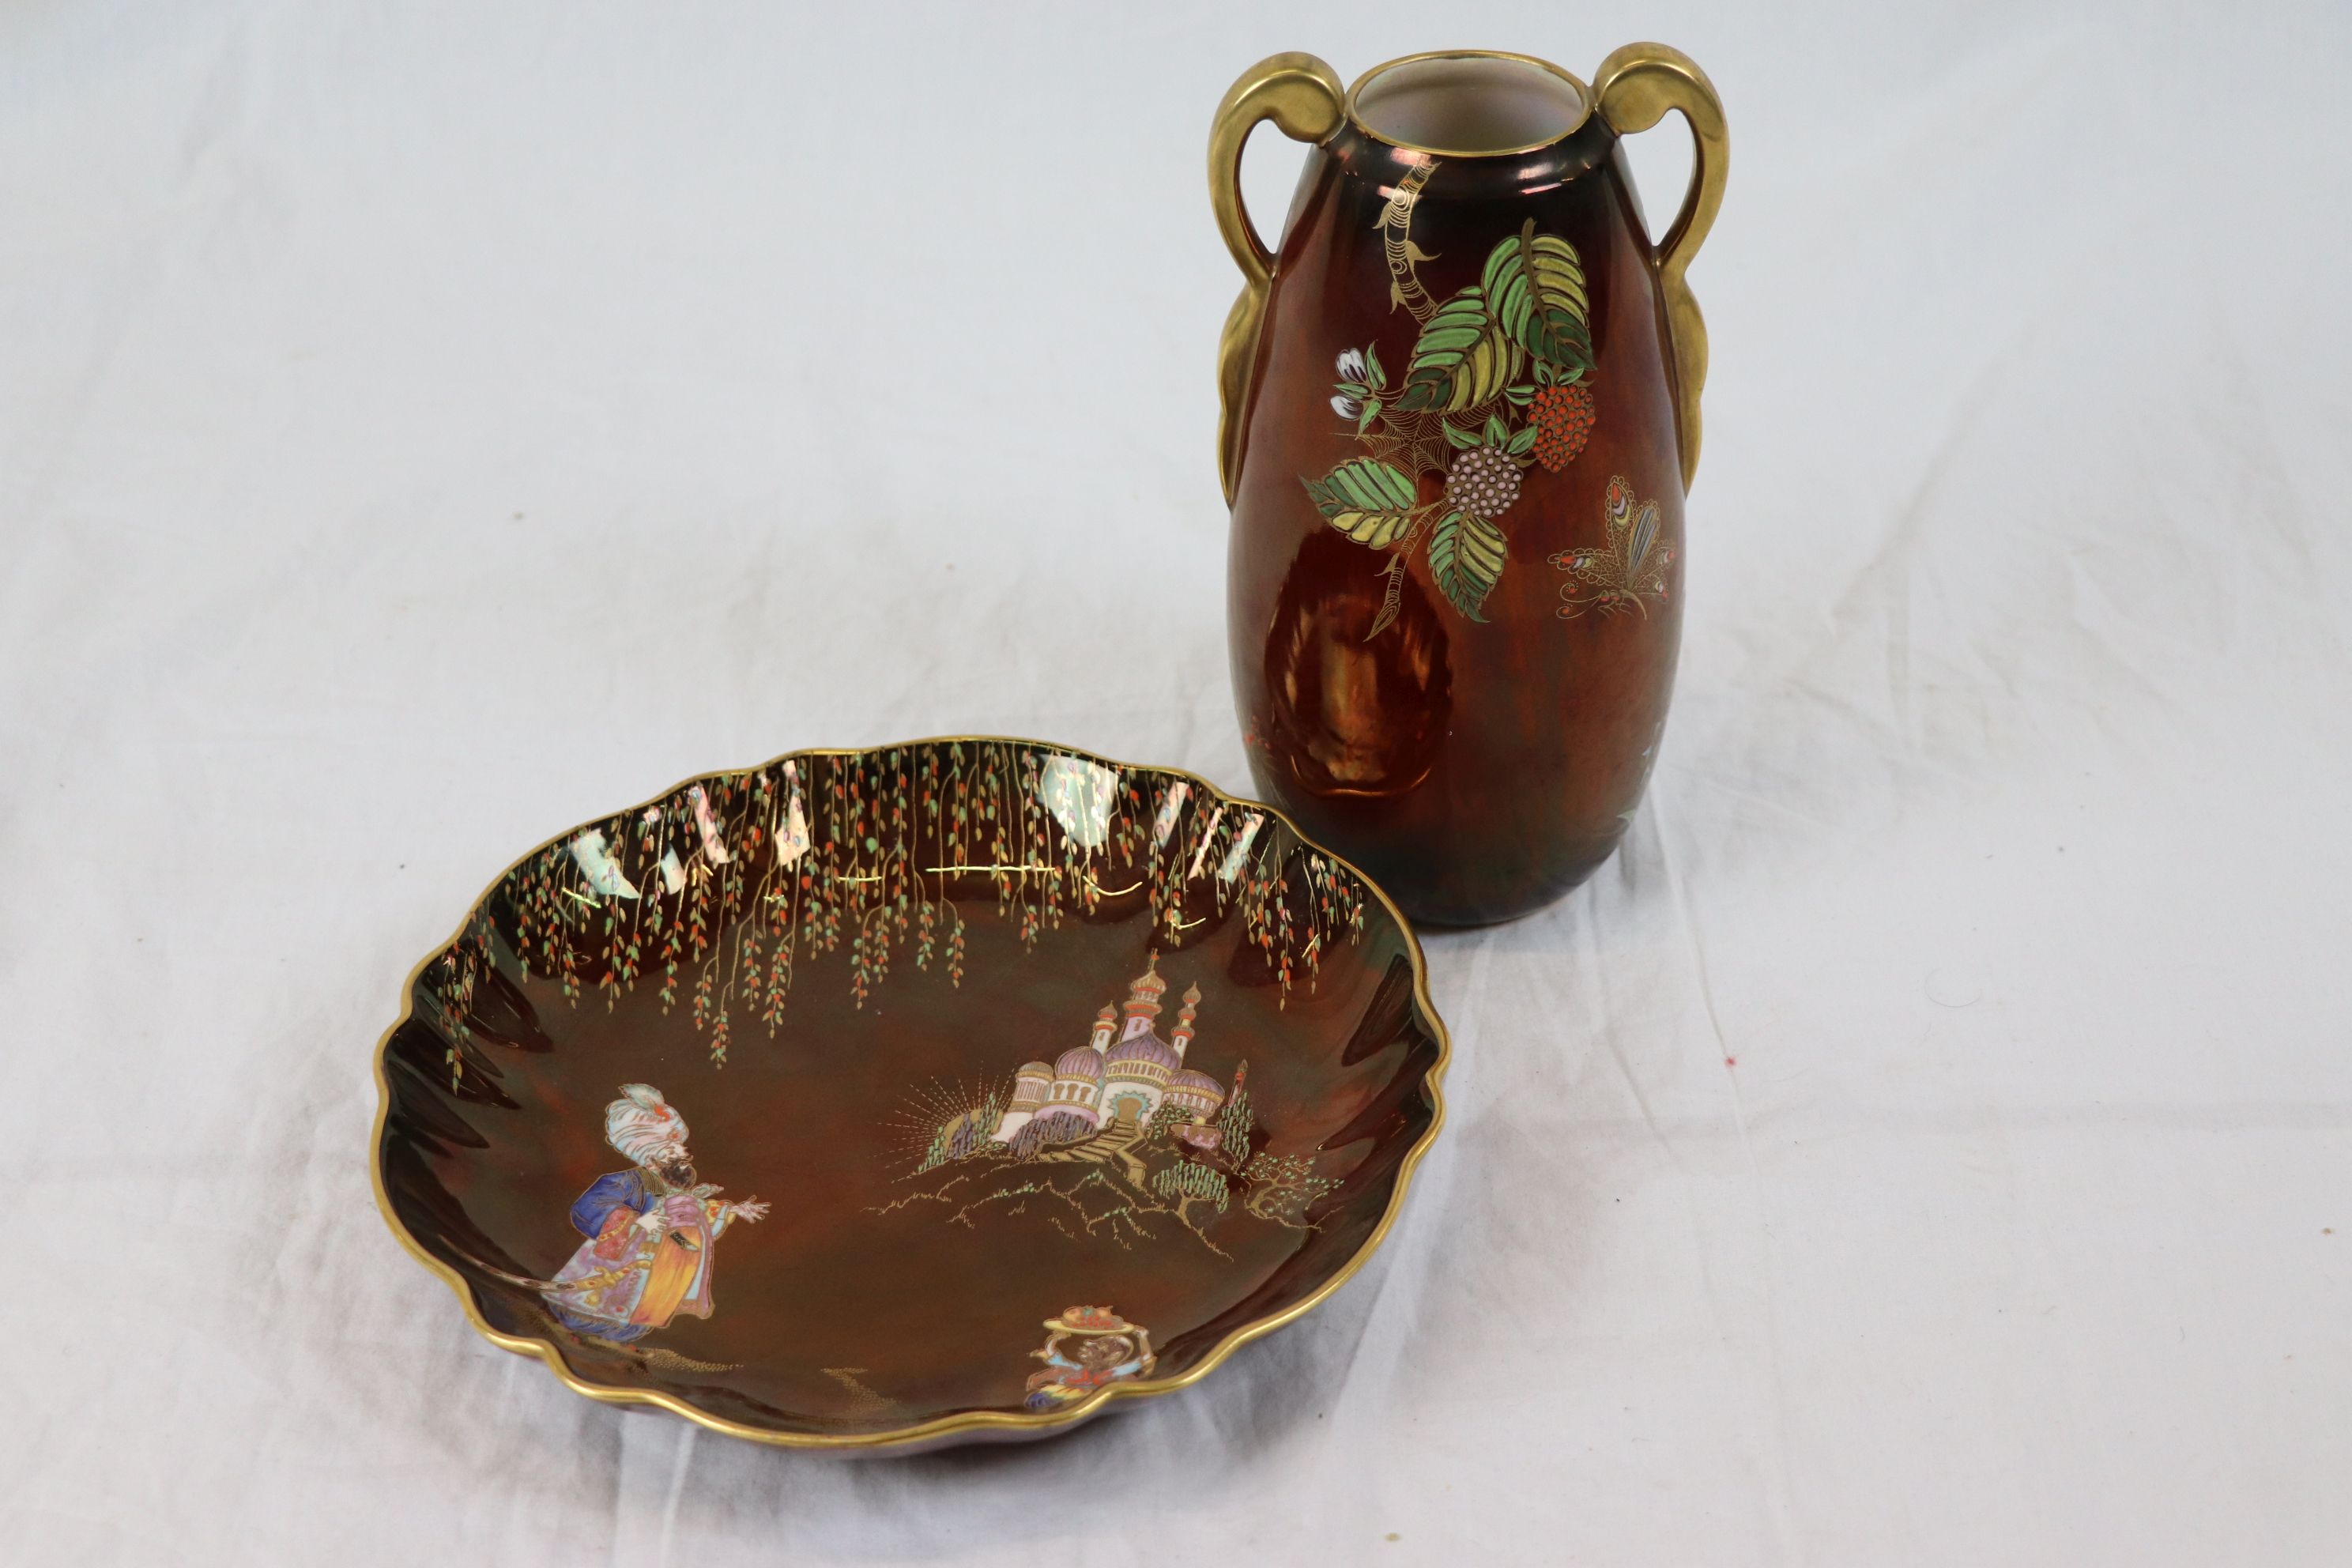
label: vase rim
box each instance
[1344,50,1595,160]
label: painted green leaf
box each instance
[1309,456,1415,510]
[1442,421,1479,450]
[1506,422,1539,456]
[1427,511,1508,621]
[1483,412,1508,447]
[1324,506,1412,548]
[1482,220,1592,371]
[1357,396,1381,433]
[1393,288,1491,412]
[1448,322,1521,411]
[1461,514,1509,581]
[1302,458,1418,548]
[1364,342,1386,389]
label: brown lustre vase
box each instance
[1212,47,1727,925]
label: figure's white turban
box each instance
[605,1084,688,1166]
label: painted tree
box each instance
[1150,1159,1231,1223]
[1240,1152,1343,1227]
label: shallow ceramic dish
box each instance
[372,736,1448,1453]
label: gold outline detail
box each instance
[368,733,1452,1453]
[1343,49,1596,160]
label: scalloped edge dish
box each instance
[371,735,1450,1453]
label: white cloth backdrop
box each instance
[5,1,2348,1562]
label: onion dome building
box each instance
[1164,1066,1225,1118]
[989,1060,1057,1145]
[1101,1031,1178,1129]
[990,959,1230,1145]
[1023,1040,1106,1143]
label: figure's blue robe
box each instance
[570,1169,652,1240]
[544,1169,657,1341]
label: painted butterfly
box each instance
[1549,474,1675,619]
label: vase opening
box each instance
[1350,53,1588,156]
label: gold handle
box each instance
[1209,52,1345,505]
[1594,43,1727,492]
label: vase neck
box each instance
[1345,51,1592,160]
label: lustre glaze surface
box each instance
[1213,47,1725,924]
[372,737,1447,1452]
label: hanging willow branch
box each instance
[419,744,1368,1084]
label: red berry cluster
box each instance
[1530,383,1596,471]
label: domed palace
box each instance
[992,956,1230,1149]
